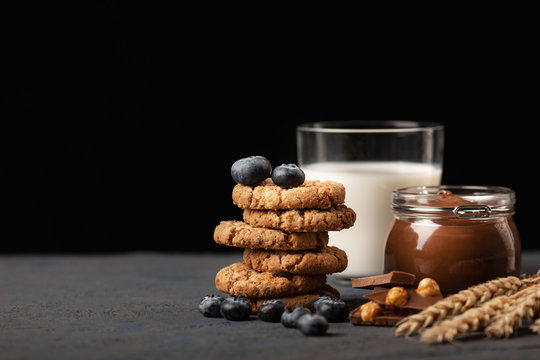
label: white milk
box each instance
[302,161,442,278]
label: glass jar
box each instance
[384,185,521,295]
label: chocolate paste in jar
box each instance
[384,186,521,295]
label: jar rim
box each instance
[392,185,515,218]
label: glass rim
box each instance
[297,120,444,134]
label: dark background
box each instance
[1,4,536,253]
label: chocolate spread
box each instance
[384,190,521,295]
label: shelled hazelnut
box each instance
[416,278,441,296]
[359,301,383,324]
[385,286,409,306]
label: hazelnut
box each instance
[416,277,441,296]
[385,286,408,306]
[359,301,383,323]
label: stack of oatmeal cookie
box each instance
[213,178,356,312]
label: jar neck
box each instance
[392,185,516,220]
[393,208,515,221]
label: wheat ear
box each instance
[420,295,513,343]
[420,285,537,343]
[394,275,527,337]
[530,318,540,333]
[484,285,540,338]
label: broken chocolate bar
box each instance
[363,288,443,311]
[349,306,406,326]
[351,271,416,289]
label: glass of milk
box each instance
[297,121,444,279]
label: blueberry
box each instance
[220,296,252,321]
[314,298,349,322]
[231,156,272,185]
[297,313,328,336]
[311,295,334,312]
[280,306,311,328]
[271,164,305,188]
[257,299,286,322]
[198,295,224,318]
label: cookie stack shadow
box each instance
[213,178,356,312]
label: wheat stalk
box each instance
[484,285,540,338]
[530,318,540,333]
[522,272,540,285]
[394,275,527,337]
[420,294,513,343]
[419,285,538,343]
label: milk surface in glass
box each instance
[301,161,442,278]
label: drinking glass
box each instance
[297,120,444,279]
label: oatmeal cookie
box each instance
[244,284,341,313]
[215,262,326,298]
[232,179,345,210]
[243,204,356,232]
[243,246,348,275]
[214,220,328,250]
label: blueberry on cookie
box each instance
[272,164,305,188]
[231,156,272,185]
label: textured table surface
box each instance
[1,251,539,360]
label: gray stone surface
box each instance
[0,251,539,359]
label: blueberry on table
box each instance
[297,314,328,336]
[220,296,252,321]
[311,295,334,312]
[272,164,305,188]
[314,298,349,322]
[231,156,272,185]
[198,295,225,318]
[280,306,311,328]
[257,299,286,322]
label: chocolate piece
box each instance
[349,306,406,326]
[351,271,416,289]
[363,288,443,311]
[373,315,406,326]
[349,306,363,325]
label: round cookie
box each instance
[244,284,341,314]
[214,220,329,251]
[232,178,345,210]
[215,262,327,298]
[243,205,356,233]
[243,246,348,275]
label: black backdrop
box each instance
[1,4,536,253]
